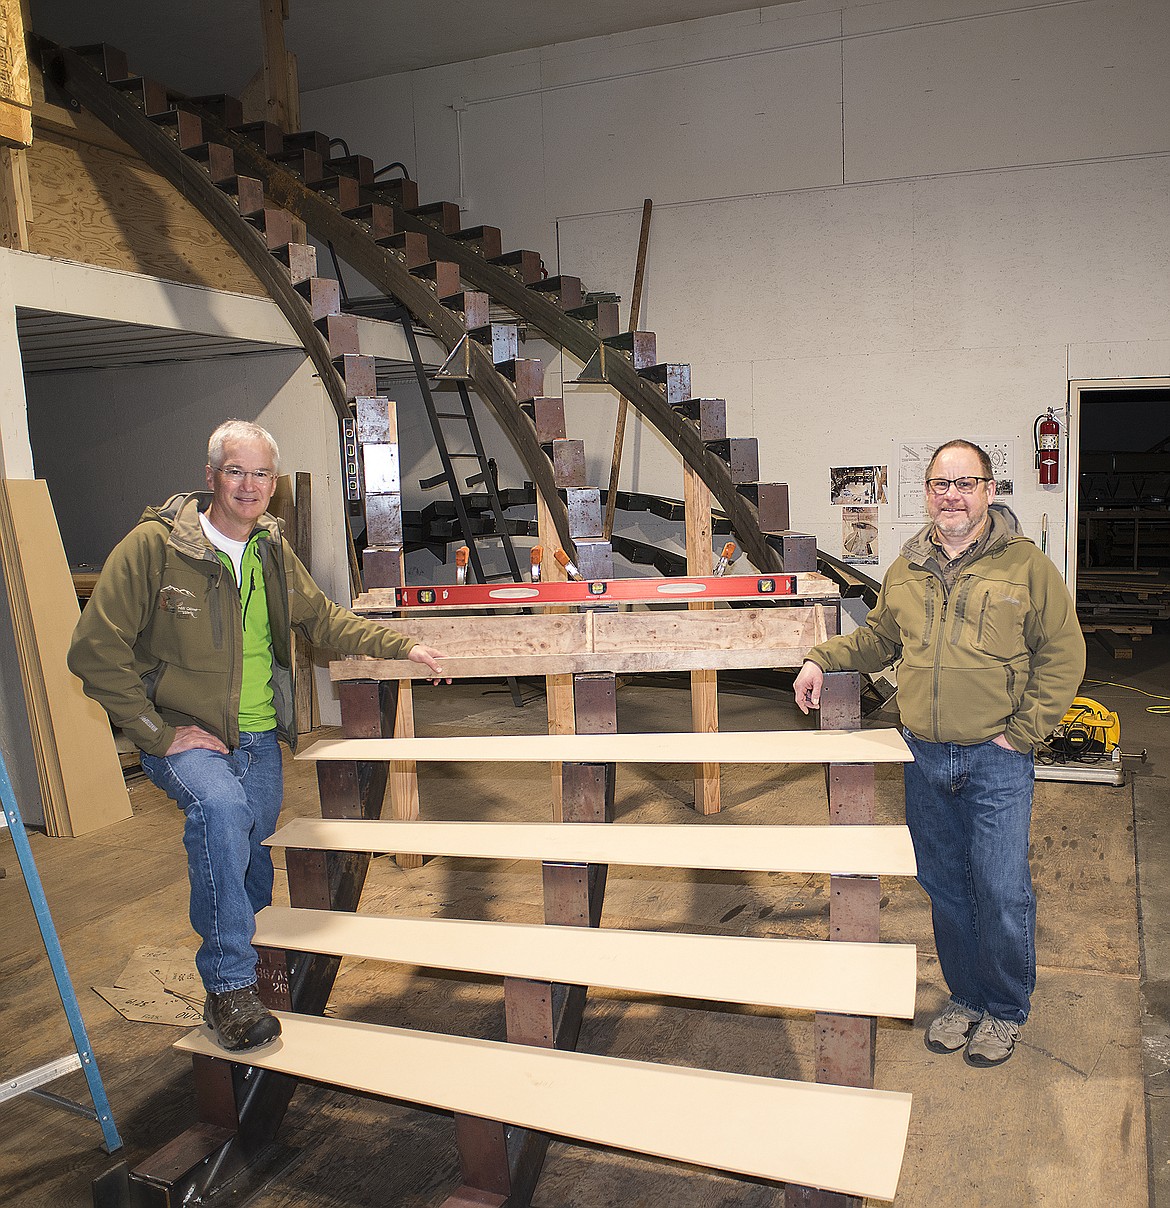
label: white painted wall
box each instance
[303,0,1170,579]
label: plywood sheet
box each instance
[25,130,267,295]
[266,819,918,878]
[256,906,916,1018]
[297,728,911,766]
[0,480,130,835]
[175,1011,912,1200]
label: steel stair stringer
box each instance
[182,113,576,559]
[41,42,575,560]
[380,213,784,575]
[180,105,781,574]
[41,44,354,426]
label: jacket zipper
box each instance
[932,588,945,741]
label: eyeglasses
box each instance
[212,465,275,484]
[924,476,992,496]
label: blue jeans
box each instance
[142,730,283,995]
[902,730,1036,1024]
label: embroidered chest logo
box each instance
[158,584,200,618]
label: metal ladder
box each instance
[0,751,121,1154]
[327,246,525,588]
[328,247,528,706]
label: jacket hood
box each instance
[139,492,282,562]
[901,501,1027,565]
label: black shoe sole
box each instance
[924,1034,973,1054]
[202,1014,282,1052]
[964,1046,1015,1068]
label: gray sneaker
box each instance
[924,1002,983,1053]
[965,1016,1020,1067]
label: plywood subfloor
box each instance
[0,679,1147,1206]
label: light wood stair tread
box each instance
[296,728,912,765]
[266,819,918,877]
[175,1012,912,1200]
[255,906,916,1018]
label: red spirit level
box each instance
[388,573,800,610]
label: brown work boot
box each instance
[203,983,281,1051]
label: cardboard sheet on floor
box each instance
[0,479,131,835]
[93,944,201,1026]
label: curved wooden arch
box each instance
[42,42,576,556]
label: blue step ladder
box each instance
[0,750,121,1153]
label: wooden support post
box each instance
[536,410,574,815]
[684,464,720,814]
[356,397,421,868]
[0,145,30,249]
[259,0,296,134]
[0,0,32,250]
[788,670,875,1208]
[602,198,653,542]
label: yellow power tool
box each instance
[1045,697,1120,761]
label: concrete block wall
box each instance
[303,0,1170,579]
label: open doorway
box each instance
[1067,378,1170,655]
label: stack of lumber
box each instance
[1077,569,1170,659]
[0,479,131,835]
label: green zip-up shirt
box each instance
[211,534,278,733]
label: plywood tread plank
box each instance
[266,820,918,877]
[255,906,917,1018]
[174,1012,912,1200]
[295,728,912,765]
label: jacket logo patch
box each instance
[159,584,200,618]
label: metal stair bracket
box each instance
[0,751,122,1154]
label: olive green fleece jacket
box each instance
[68,493,416,757]
[805,504,1085,752]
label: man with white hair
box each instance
[70,419,444,1052]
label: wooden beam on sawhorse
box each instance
[787,670,877,1208]
[447,672,617,1207]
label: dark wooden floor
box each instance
[0,665,1152,1206]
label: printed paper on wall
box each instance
[842,506,879,564]
[830,466,888,505]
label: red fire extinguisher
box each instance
[1035,408,1060,486]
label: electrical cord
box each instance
[1083,678,1170,716]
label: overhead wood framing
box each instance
[41,44,352,424]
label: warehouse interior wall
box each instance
[302,0,1170,580]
